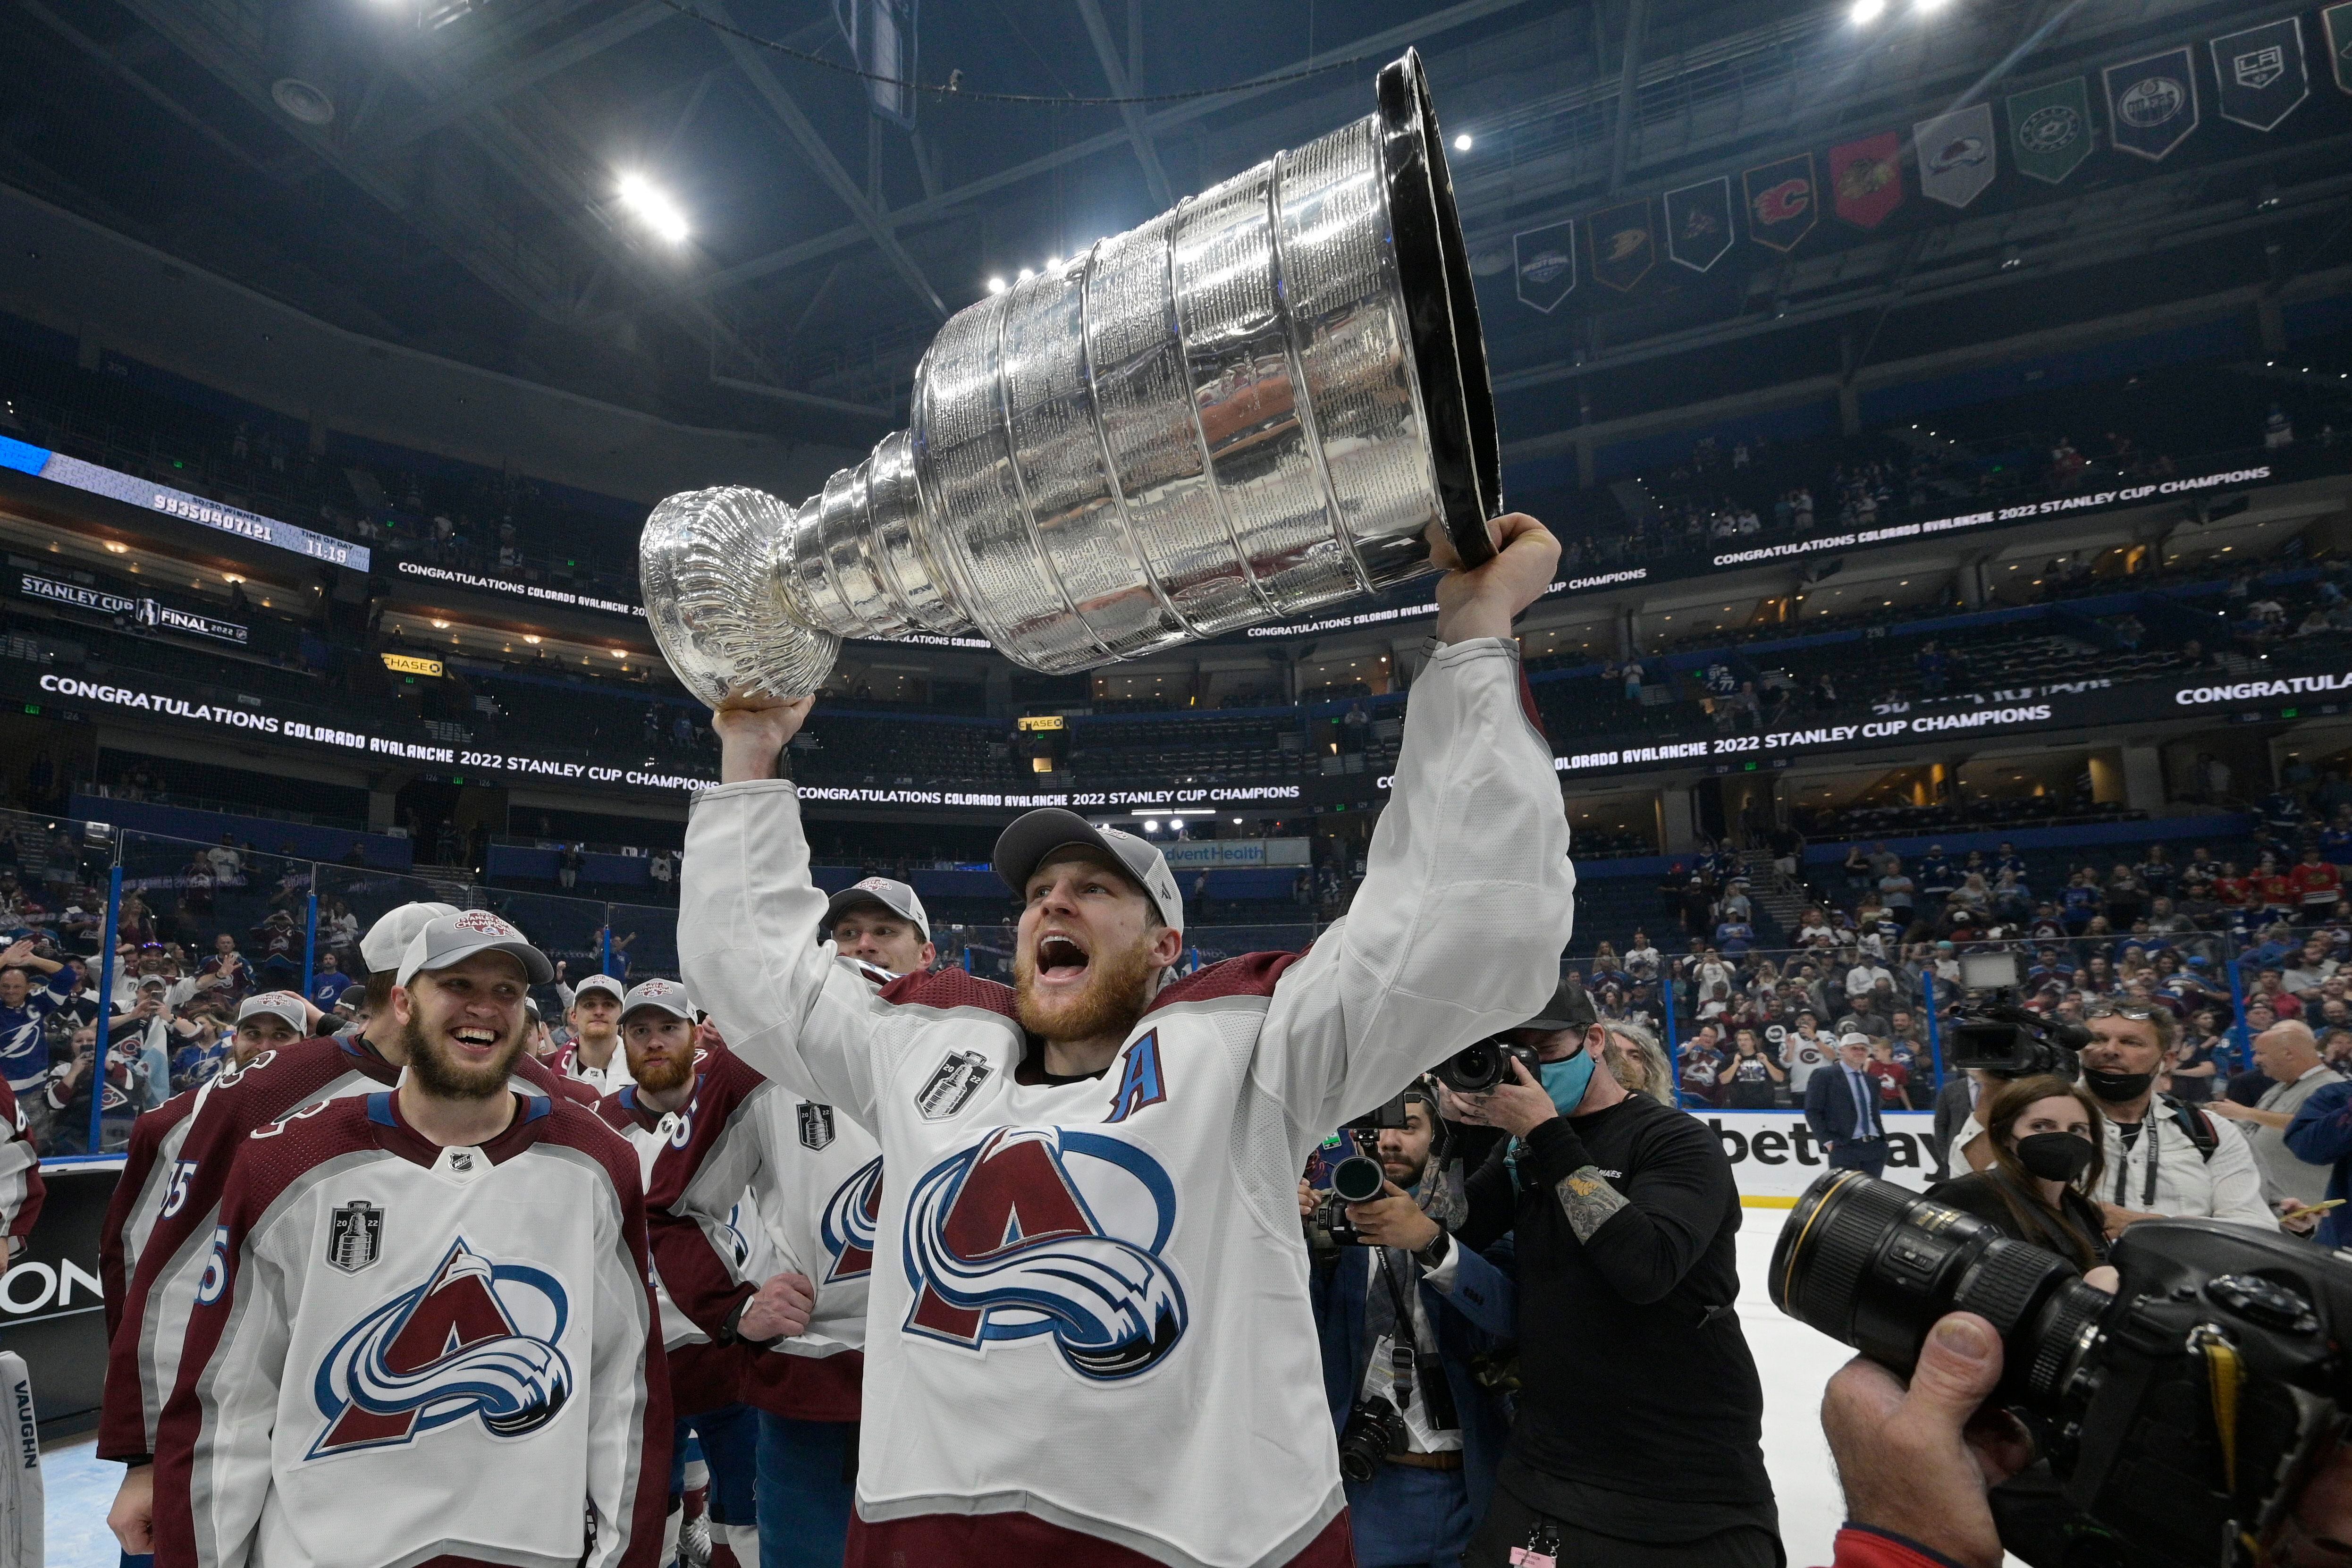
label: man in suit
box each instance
[1307,1083,1514,1568]
[1805,1031,1890,1178]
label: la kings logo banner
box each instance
[2212,18,2309,131]
[2103,47,2199,161]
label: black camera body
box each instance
[1433,1037,1543,1095]
[1312,1152,1389,1247]
[1945,1002,2090,1080]
[1773,1171,2352,1568]
[1336,1396,1407,1482]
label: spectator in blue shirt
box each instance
[2282,1079,2352,1244]
[307,951,354,1010]
[1714,919,1755,958]
[0,940,73,1097]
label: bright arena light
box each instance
[1850,0,1885,20]
[615,172,690,244]
[986,277,1007,294]
[1452,133,1473,152]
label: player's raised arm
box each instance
[680,698,883,1129]
[1258,512,1577,1133]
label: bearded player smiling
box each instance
[683,511,1577,1568]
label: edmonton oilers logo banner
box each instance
[2103,46,2199,160]
[1513,219,1576,313]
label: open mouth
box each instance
[451,1026,500,1053]
[1035,933,1091,983]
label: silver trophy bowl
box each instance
[641,50,1500,707]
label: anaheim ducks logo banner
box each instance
[1588,199,1655,292]
[1512,219,1576,313]
[1743,153,1816,253]
[1663,177,1734,272]
[2006,77,2094,185]
[2103,47,2200,161]
[1828,131,1904,229]
[2212,18,2309,132]
[1913,102,1997,208]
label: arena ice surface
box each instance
[37,1220,1871,1568]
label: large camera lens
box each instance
[1771,1172,2110,1405]
[1330,1154,1386,1204]
[1434,1039,1510,1094]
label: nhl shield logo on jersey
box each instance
[901,1127,1188,1382]
[798,1101,836,1151]
[325,1201,383,1273]
[308,1237,573,1459]
[915,1049,994,1120]
[820,1156,885,1282]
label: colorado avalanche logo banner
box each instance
[1743,154,1816,253]
[901,1126,1187,1382]
[1663,177,1734,272]
[1913,103,1996,210]
[308,1238,572,1458]
[2212,19,2309,132]
[2103,47,2199,161]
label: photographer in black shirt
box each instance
[1446,977,1778,1568]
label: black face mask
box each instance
[2082,1067,2153,1103]
[2015,1131,2096,1182]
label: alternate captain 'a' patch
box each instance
[1104,1031,1167,1124]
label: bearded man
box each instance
[682,512,1576,1568]
[151,910,667,1568]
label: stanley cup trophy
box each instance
[641,50,1500,707]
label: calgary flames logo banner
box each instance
[1743,153,1816,253]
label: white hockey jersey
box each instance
[152,1089,667,1568]
[681,638,1576,1568]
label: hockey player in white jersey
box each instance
[557,973,633,1090]
[152,910,669,1568]
[682,512,1576,1568]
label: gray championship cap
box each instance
[360,901,462,976]
[992,809,1184,936]
[395,910,556,988]
[1521,973,1598,1032]
[573,972,628,1006]
[619,978,693,1023]
[236,991,309,1033]
[822,876,931,941]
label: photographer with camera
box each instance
[1444,977,1775,1567]
[1302,1083,1515,1568]
[1957,1001,2275,1234]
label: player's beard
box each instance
[630,1046,694,1094]
[1014,936,1160,1045]
[402,1016,526,1101]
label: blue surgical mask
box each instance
[1538,1050,1597,1115]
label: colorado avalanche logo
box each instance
[308,1238,573,1458]
[820,1157,885,1283]
[901,1127,1186,1382]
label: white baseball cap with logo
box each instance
[573,972,628,1005]
[237,991,309,1034]
[1837,1031,1876,1050]
[821,876,930,941]
[619,978,693,1024]
[992,808,1184,936]
[395,910,556,988]
[360,902,461,976]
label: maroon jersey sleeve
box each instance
[520,1048,602,1106]
[0,1080,42,1254]
[101,1092,196,1343]
[644,1049,766,1340]
[99,1036,372,1462]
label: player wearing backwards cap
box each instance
[558,972,634,1089]
[151,910,668,1568]
[101,902,599,1557]
[682,513,1576,1568]
[639,880,918,1568]
[591,979,765,1568]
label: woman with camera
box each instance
[1922,1076,2117,1286]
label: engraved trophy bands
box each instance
[641,50,1500,707]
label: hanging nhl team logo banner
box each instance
[2006,77,2095,184]
[1513,219,1577,313]
[1829,131,1904,228]
[2103,47,2200,160]
[1743,153,1816,253]
[1913,102,1998,208]
[1588,200,1655,292]
[2326,4,2352,95]
[1663,177,1735,272]
[2212,17,2309,131]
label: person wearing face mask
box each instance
[1955,1000,2275,1234]
[1444,976,1775,1568]
[1924,1076,2116,1282]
